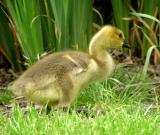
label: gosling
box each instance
[11,25,129,107]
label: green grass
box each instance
[0,90,12,105]
[1,105,160,135]
[0,67,160,135]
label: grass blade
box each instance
[131,12,160,24]
[142,45,156,80]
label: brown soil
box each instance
[0,68,15,88]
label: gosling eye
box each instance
[118,33,122,38]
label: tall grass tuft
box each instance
[0,3,21,71]
[5,0,44,66]
[5,0,92,67]
[48,0,92,51]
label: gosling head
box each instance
[89,25,130,54]
[103,25,130,49]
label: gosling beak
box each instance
[122,42,130,48]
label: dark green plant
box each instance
[5,0,44,66]
[0,3,21,71]
[5,0,92,68]
[47,0,92,51]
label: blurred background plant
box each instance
[127,0,160,64]
[2,0,92,69]
[0,1,21,72]
[0,0,159,72]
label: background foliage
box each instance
[0,0,159,71]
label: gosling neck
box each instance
[89,34,111,62]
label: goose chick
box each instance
[11,25,129,107]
